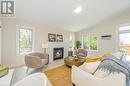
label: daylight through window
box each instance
[119,26,130,55]
[82,33,97,51]
[17,26,33,55]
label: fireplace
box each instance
[53,47,64,60]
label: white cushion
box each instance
[112,52,124,60]
[94,69,110,78]
[79,61,101,74]
[13,73,52,86]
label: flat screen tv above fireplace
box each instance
[53,47,64,60]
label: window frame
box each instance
[118,25,130,52]
[82,33,98,51]
[16,25,34,55]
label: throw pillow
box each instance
[78,53,85,56]
[100,53,112,60]
[85,57,101,63]
[85,53,112,63]
[79,61,101,74]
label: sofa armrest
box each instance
[13,73,52,86]
[72,65,102,86]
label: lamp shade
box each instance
[42,43,48,48]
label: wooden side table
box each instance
[64,56,85,67]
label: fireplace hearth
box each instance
[53,47,64,60]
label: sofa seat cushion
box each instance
[79,61,101,74]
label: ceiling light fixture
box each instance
[74,6,82,14]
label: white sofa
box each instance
[72,62,126,86]
[13,73,52,86]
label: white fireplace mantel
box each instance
[48,42,69,62]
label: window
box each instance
[17,25,33,55]
[119,26,130,55]
[82,33,97,51]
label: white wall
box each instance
[2,18,74,66]
[0,19,1,64]
[77,10,130,57]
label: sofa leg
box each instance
[26,67,29,73]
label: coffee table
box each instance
[64,56,85,67]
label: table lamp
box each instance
[42,43,48,54]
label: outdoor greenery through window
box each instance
[17,26,33,55]
[83,34,97,50]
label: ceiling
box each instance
[15,0,130,32]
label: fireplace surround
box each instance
[53,47,64,60]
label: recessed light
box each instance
[74,6,82,14]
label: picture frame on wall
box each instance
[101,35,112,40]
[57,34,63,42]
[48,33,56,42]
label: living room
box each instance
[0,0,130,86]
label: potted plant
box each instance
[75,40,81,49]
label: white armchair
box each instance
[72,62,126,86]
[13,73,52,86]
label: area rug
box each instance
[44,65,73,86]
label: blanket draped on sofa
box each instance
[95,56,130,86]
